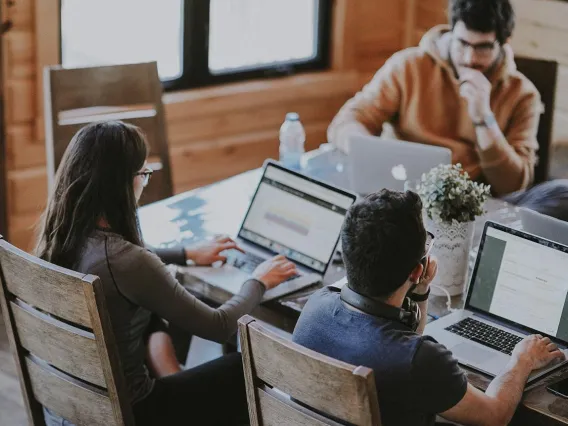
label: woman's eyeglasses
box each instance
[136,168,153,187]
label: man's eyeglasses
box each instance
[455,38,498,58]
[135,168,153,187]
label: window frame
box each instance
[59,0,333,92]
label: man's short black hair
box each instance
[449,0,515,44]
[341,190,427,298]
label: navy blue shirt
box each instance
[292,287,467,426]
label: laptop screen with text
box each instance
[239,165,354,273]
[468,226,568,342]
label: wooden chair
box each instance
[515,56,559,185]
[43,61,174,206]
[0,235,134,425]
[238,315,382,425]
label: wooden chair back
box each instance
[238,315,382,426]
[0,235,134,425]
[515,56,559,185]
[43,61,173,205]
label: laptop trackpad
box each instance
[451,342,498,365]
[190,266,250,294]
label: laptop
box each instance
[347,135,452,194]
[189,160,357,302]
[520,207,568,246]
[425,221,568,384]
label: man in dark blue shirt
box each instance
[293,189,564,426]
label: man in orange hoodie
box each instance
[329,0,568,220]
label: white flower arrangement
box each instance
[415,164,491,224]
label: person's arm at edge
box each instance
[440,336,564,426]
[441,363,531,426]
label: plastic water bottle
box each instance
[279,112,305,171]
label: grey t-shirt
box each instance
[75,230,265,403]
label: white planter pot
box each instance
[425,217,475,296]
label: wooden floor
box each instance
[2,145,568,424]
[0,312,27,425]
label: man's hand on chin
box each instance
[458,67,493,124]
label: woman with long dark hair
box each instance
[37,121,296,425]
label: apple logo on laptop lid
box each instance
[391,164,407,181]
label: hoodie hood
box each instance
[419,25,517,84]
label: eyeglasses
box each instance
[135,168,153,187]
[454,38,498,58]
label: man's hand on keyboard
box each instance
[184,236,245,266]
[511,334,566,371]
[252,255,298,290]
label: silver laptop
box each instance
[189,160,357,302]
[347,135,452,194]
[425,221,568,384]
[520,207,568,246]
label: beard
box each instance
[450,39,503,77]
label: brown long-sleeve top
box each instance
[328,25,542,196]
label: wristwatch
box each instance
[473,113,497,128]
[409,287,430,302]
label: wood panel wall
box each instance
[3,0,567,251]
[0,1,7,237]
[0,0,406,250]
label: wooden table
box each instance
[138,149,568,425]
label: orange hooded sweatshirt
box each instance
[328,26,542,196]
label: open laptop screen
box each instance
[239,164,355,273]
[468,224,568,342]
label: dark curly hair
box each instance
[449,0,515,44]
[341,190,427,298]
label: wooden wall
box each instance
[3,0,567,251]
[0,1,7,237]
[0,0,407,250]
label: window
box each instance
[61,0,184,81]
[60,0,331,92]
[208,0,319,74]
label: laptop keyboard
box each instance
[228,251,300,282]
[232,252,265,273]
[445,317,523,355]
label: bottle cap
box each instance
[285,112,300,121]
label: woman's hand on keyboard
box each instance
[184,236,245,266]
[252,255,297,290]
